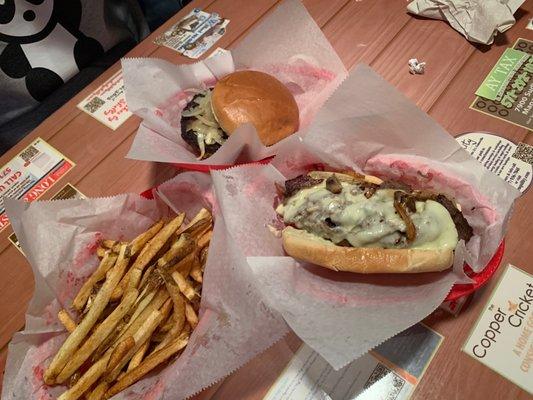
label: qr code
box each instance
[364,363,405,400]
[83,96,105,113]
[19,145,39,163]
[512,142,533,165]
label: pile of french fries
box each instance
[45,209,213,400]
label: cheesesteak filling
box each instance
[181,90,227,159]
[276,174,473,250]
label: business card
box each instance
[456,132,532,194]
[77,70,131,130]
[154,8,229,59]
[8,183,85,256]
[471,38,533,130]
[0,138,75,232]
[463,264,533,394]
[264,323,443,400]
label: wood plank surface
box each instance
[429,6,533,141]
[0,346,6,395]
[302,0,350,28]
[370,17,476,111]
[1,0,532,399]
[321,0,411,67]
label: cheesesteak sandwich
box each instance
[276,171,473,273]
[181,70,299,159]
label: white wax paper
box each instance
[407,0,525,45]
[122,0,347,166]
[211,65,519,370]
[1,173,288,400]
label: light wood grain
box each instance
[322,0,411,67]
[370,17,476,111]
[0,346,6,395]
[303,0,350,28]
[0,246,33,350]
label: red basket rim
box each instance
[169,156,274,172]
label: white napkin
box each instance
[407,0,526,44]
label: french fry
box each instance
[105,336,189,398]
[159,316,174,333]
[111,242,128,253]
[159,297,174,319]
[176,208,211,236]
[92,319,126,362]
[105,308,164,382]
[151,271,186,353]
[160,270,186,335]
[185,218,211,240]
[120,214,185,297]
[190,260,203,283]
[72,252,117,312]
[56,289,138,384]
[49,212,210,399]
[171,271,197,301]
[157,234,195,269]
[58,310,77,333]
[185,302,199,329]
[57,352,111,400]
[131,220,165,256]
[198,230,212,249]
[127,340,150,372]
[107,336,135,374]
[139,264,155,290]
[44,245,130,385]
[102,239,118,249]
[110,222,163,302]
[126,288,157,327]
[86,381,108,400]
[119,288,168,342]
[170,251,196,277]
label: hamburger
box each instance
[181,70,299,159]
[275,171,474,273]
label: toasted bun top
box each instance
[211,70,299,146]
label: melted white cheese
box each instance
[183,90,226,159]
[277,181,458,250]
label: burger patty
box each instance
[181,117,222,159]
[180,92,227,159]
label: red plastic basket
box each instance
[140,186,504,302]
[169,156,274,172]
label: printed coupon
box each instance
[471,38,533,130]
[0,138,75,232]
[77,69,131,130]
[264,323,443,400]
[154,8,229,59]
[8,183,85,255]
[456,132,532,194]
[463,265,533,394]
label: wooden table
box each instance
[1,1,532,399]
